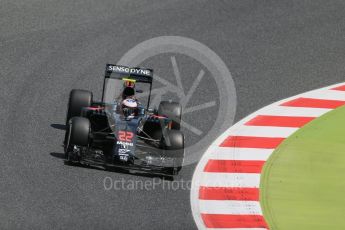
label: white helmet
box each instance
[122,98,138,116]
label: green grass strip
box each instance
[261,105,345,230]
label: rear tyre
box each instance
[66,89,93,125]
[158,101,182,130]
[65,117,90,162]
[162,130,184,175]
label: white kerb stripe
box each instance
[208,147,274,161]
[304,89,345,101]
[199,173,261,188]
[232,126,298,138]
[259,105,331,117]
[199,200,263,215]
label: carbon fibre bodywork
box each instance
[65,65,184,176]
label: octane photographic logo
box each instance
[109,36,237,166]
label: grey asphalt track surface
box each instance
[1,1,345,229]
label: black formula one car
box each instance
[64,64,184,176]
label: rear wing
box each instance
[102,64,154,108]
[105,64,153,83]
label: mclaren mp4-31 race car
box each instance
[64,64,184,176]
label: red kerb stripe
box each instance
[244,115,314,127]
[280,97,345,109]
[331,85,345,91]
[204,160,265,173]
[220,136,285,149]
[201,214,268,228]
[199,187,259,201]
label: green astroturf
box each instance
[260,105,345,230]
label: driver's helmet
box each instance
[121,98,138,117]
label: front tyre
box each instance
[65,117,90,162]
[162,130,185,175]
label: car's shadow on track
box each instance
[49,152,174,181]
[50,152,65,159]
[51,123,66,130]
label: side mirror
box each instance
[147,108,158,114]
